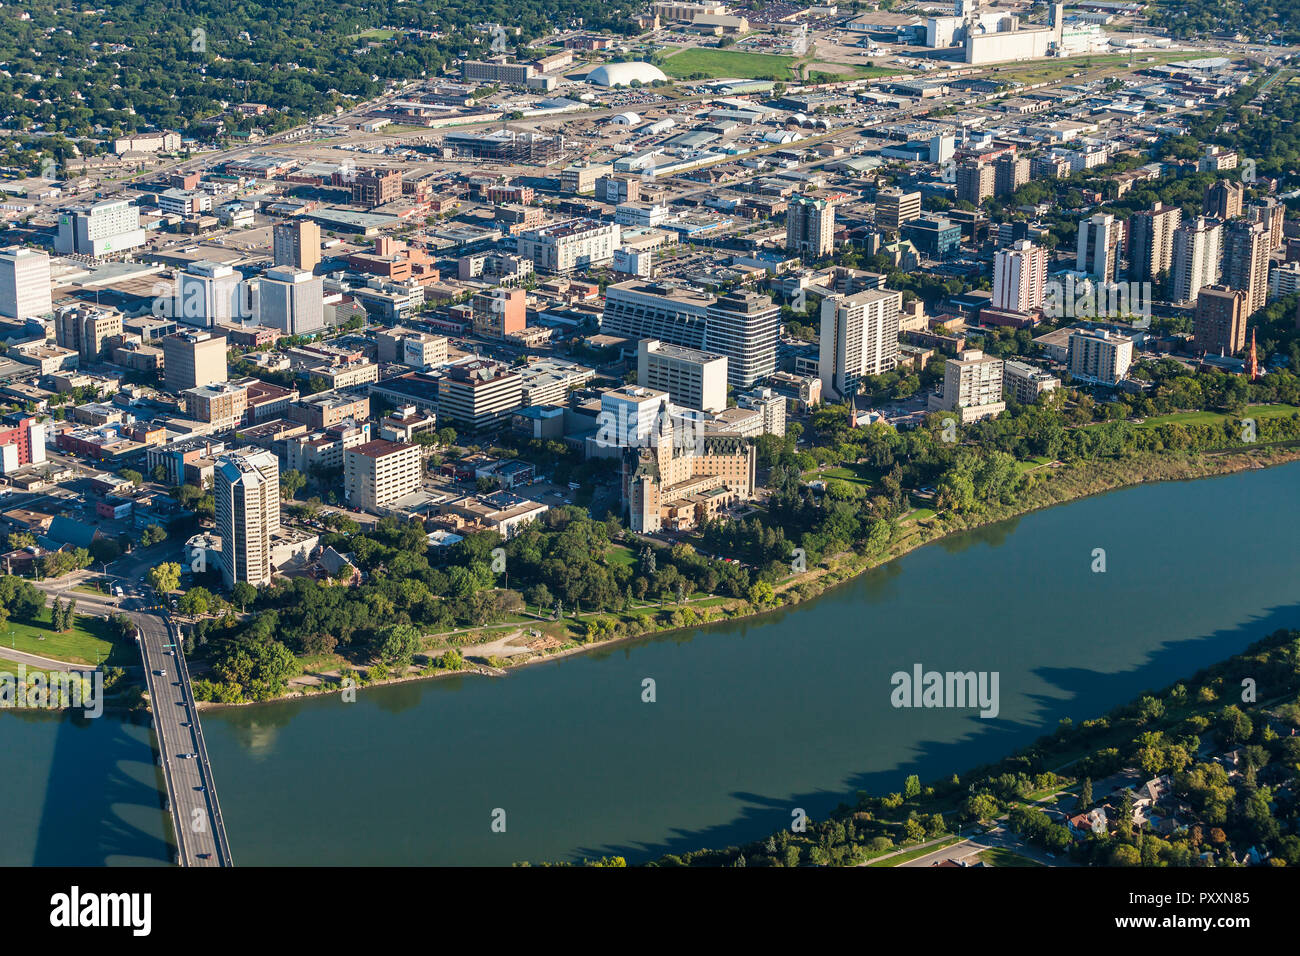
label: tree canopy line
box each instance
[0,0,643,174]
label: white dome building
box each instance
[588,62,668,87]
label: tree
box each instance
[148,562,181,595]
[178,587,213,617]
[281,469,307,500]
[231,582,258,613]
[120,468,143,487]
[89,537,121,565]
[141,524,167,547]
[903,774,921,800]
[1080,776,1093,808]
[372,623,422,668]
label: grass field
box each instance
[1,615,130,667]
[663,48,798,80]
[976,847,1046,867]
[819,464,873,488]
[605,544,639,568]
[1133,404,1300,429]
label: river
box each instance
[4,461,1299,866]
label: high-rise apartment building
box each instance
[0,246,52,320]
[786,195,835,259]
[993,153,1030,198]
[1246,200,1285,252]
[516,219,621,273]
[1171,217,1223,304]
[344,440,422,513]
[818,288,902,401]
[1076,213,1121,283]
[1127,202,1182,285]
[991,239,1047,312]
[214,450,280,588]
[928,349,1006,423]
[257,267,324,335]
[1193,285,1248,356]
[163,330,228,392]
[1067,328,1133,385]
[1222,220,1270,316]
[1204,178,1244,221]
[272,220,321,272]
[954,160,994,204]
[955,160,995,205]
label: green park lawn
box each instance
[1133,403,1300,429]
[604,544,639,568]
[976,847,1046,867]
[1,614,131,667]
[663,48,797,80]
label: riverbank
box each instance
[193,443,1300,711]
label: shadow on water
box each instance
[29,710,172,866]
[572,600,1300,864]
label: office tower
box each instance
[818,288,902,401]
[637,339,728,413]
[343,440,422,512]
[1246,200,1284,252]
[163,330,228,392]
[786,195,835,259]
[704,290,780,388]
[1067,328,1133,385]
[955,160,995,205]
[993,153,1029,198]
[1171,217,1222,303]
[875,188,921,232]
[175,260,246,328]
[54,199,146,257]
[0,246,52,320]
[257,267,324,335]
[991,239,1047,312]
[54,305,122,362]
[272,220,321,272]
[1127,202,1182,285]
[471,287,527,338]
[601,281,777,390]
[214,450,280,588]
[1193,285,1248,356]
[1203,178,1244,221]
[436,359,523,431]
[600,384,672,447]
[1222,220,1269,316]
[1076,212,1121,283]
[929,349,1005,423]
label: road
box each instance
[36,566,233,868]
